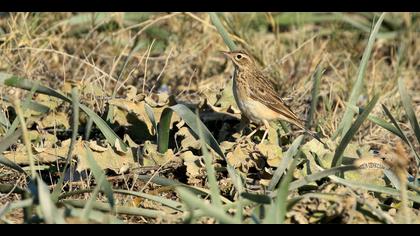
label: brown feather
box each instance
[247,70,305,128]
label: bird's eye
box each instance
[236,54,242,60]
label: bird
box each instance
[221,49,323,144]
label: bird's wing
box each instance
[248,72,305,128]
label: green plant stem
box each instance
[11,97,36,179]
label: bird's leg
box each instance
[237,123,262,144]
[260,120,270,144]
[237,116,250,135]
[245,126,261,139]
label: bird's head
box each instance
[221,50,255,70]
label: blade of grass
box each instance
[289,165,358,190]
[209,13,237,51]
[106,34,145,122]
[36,176,66,224]
[114,189,183,211]
[51,87,80,202]
[240,192,271,205]
[137,175,232,204]
[157,104,223,157]
[84,116,94,140]
[332,94,380,169]
[10,93,36,178]
[382,105,420,163]
[62,199,165,218]
[196,110,223,210]
[0,128,24,173]
[330,175,420,204]
[306,65,324,129]
[335,13,385,139]
[269,165,358,198]
[275,158,298,224]
[0,109,10,129]
[80,176,106,222]
[346,103,404,140]
[209,12,245,194]
[145,103,157,139]
[0,202,10,218]
[176,187,240,224]
[5,82,41,136]
[268,135,304,191]
[84,146,115,210]
[398,78,420,146]
[58,188,183,212]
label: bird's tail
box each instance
[303,129,326,146]
[292,119,327,147]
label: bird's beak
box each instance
[220,50,231,57]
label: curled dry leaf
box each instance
[125,85,138,101]
[34,94,62,110]
[109,98,179,134]
[88,140,108,152]
[226,143,260,173]
[28,130,58,147]
[255,142,283,167]
[140,140,177,166]
[3,139,136,173]
[176,126,201,151]
[181,151,204,183]
[38,111,70,129]
[145,93,169,107]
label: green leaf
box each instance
[52,87,80,202]
[330,176,420,204]
[209,13,237,51]
[382,105,420,163]
[62,199,165,218]
[0,73,127,152]
[240,192,271,205]
[268,135,304,191]
[332,94,379,168]
[157,104,223,158]
[275,158,298,224]
[5,82,41,136]
[0,202,11,218]
[66,208,124,224]
[176,187,240,224]
[84,146,115,210]
[346,103,404,140]
[196,111,223,210]
[137,175,232,204]
[37,176,66,224]
[335,13,386,138]
[145,103,157,138]
[398,78,420,146]
[114,189,183,211]
[288,165,358,190]
[106,33,145,122]
[81,177,105,222]
[0,129,25,173]
[0,109,10,128]
[306,65,324,130]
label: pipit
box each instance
[222,50,322,144]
